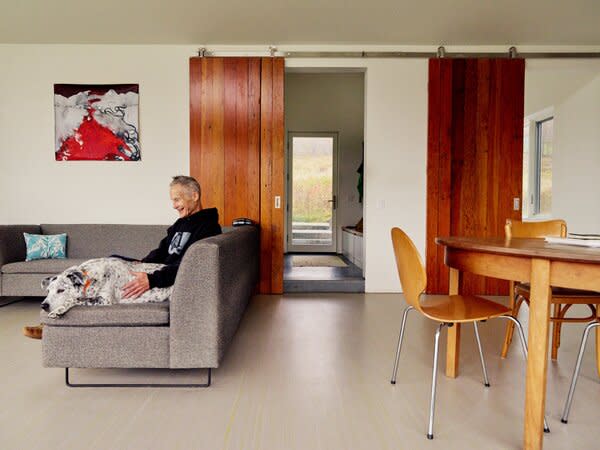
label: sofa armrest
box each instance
[0,225,41,267]
[168,226,259,368]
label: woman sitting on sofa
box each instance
[23,175,221,339]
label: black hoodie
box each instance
[142,208,221,288]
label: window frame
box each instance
[523,108,554,219]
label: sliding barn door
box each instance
[259,58,285,294]
[426,58,525,295]
[190,56,284,294]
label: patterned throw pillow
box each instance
[23,233,67,261]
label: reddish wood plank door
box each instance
[190,56,285,294]
[426,58,525,295]
[259,57,285,294]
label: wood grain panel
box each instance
[247,59,262,223]
[222,58,238,225]
[190,58,202,191]
[426,59,452,294]
[190,58,226,215]
[259,57,285,294]
[425,59,442,294]
[190,57,224,213]
[438,60,453,294]
[483,59,498,293]
[190,56,282,293]
[426,58,525,295]
[190,57,261,225]
[271,57,285,294]
[222,58,262,225]
[210,58,226,216]
[260,58,274,294]
[449,59,465,243]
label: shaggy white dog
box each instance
[41,257,172,318]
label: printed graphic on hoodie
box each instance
[168,232,191,255]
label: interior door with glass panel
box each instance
[287,132,338,253]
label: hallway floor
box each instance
[283,253,365,292]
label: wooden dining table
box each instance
[435,236,600,450]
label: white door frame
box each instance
[287,131,339,253]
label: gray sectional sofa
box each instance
[0,224,259,384]
[0,224,167,297]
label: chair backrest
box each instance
[390,227,426,312]
[505,219,567,239]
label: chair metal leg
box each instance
[502,295,528,358]
[501,285,519,358]
[391,306,414,384]
[496,315,550,433]
[427,323,446,440]
[473,321,490,387]
[561,320,600,424]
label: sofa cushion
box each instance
[1,258,87,274]
[40,302,170,327]
[2,273,62,297]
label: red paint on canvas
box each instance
[55,109,132,161]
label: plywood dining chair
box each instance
[501,219,600,368]
[389,227,548,439]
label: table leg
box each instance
[446,268,461,378]
[524,259,551,450]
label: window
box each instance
[523,113,553,218]
[535,118,553,215]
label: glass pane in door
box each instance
[291,136,334,248]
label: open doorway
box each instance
[283,69,365,293]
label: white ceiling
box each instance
[1,0,600,45]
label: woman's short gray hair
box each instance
[170,175,201,198]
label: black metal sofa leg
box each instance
[65,367,212,388]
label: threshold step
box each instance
[284,279,365,293]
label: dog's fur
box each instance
[41,257,173,318]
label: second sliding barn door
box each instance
[190,56,284,294]
[426,58,525,295]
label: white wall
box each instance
[285,72,365,253]
[524,59,600,233]
[0,44,195,225]
[524,59,600,116]
[553,73,600,232]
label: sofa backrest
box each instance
[41,224,168,259]
[0,225,42,265]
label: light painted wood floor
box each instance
[1,294,599,450]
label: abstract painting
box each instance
[54,84,140,161]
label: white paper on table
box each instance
[545,236,600,248]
